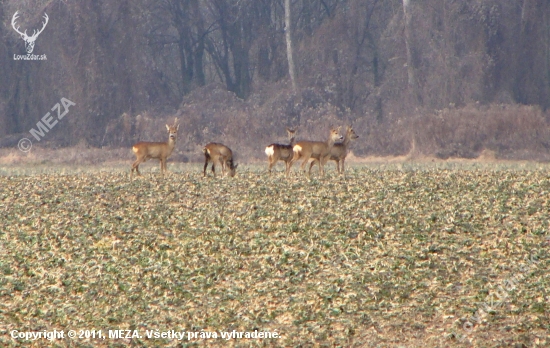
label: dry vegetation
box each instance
[98,87,550,164]
[0,164,549,347]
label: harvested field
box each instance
[0,163,549,347]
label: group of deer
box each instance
[130,118,236,180]
[130,118,357,179]
[265,125,358,178]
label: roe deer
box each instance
[309,125,358,175]
[131,118,179,179]
[203,143,238,177]
[287,126,342,178]
[265,127,297,174]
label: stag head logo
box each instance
[11,11,49,54]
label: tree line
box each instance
[1,0,549,159]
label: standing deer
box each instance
[309,125,359,175]
[131,118,179,179]
[265,127,297,175]
[287,126,343,178]
[203,143,238,177]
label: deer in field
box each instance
[309,125,359,175]
[287,126,343,178]
[130,118,179,179]
[265,127,297,175]
[203,143,238,177]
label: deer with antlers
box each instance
[12,12,49,54]
[265,127,297,175]
[309,125,359,175]
[131,118,179,179]
[287,126,343,178]
[203,143,238,178]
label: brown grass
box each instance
[412,103,550,161]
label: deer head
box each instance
[227,160,238,177]
[166,118,179,141]
[346,126,359,141]
[286,127,297,144]
[12,12,49,54]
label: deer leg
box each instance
[285,160,289,174]
[132,158,143,176]
[203,157,209,177]
[131,163,137,177]
[288,152,300,177]
[221,158,227,176]
[286,158,294,178]
[320,156,329,176]
[268,156,274,174]
[286,159,293,177]
[164,158,169,176]
[341,158,345,174]
[299,156,310,178]
[211,163,216,177]
[270,152,281,174]
[308,159,317,176]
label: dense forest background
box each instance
[1,0,550,162]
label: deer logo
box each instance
[11,11,49,54]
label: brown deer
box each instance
[265,127,297,174]
[130,118,179,179]
[203,143,238,177]
[309,125,359,175]
[287,126,342,178]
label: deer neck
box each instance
[325,135,337,151]
[341,134,351,147]
[167,137,176,152]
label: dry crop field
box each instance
[0,163,549,347]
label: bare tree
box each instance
[402,0,422,105]
[203,0,255,98]
[285,0,297,91]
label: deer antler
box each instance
[11,11,27,38]
[11,12,48,40]
[29,13,49,40]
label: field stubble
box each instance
[0,163,549,347]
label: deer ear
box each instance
[166,124,170,131]
[176,124,180,130]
